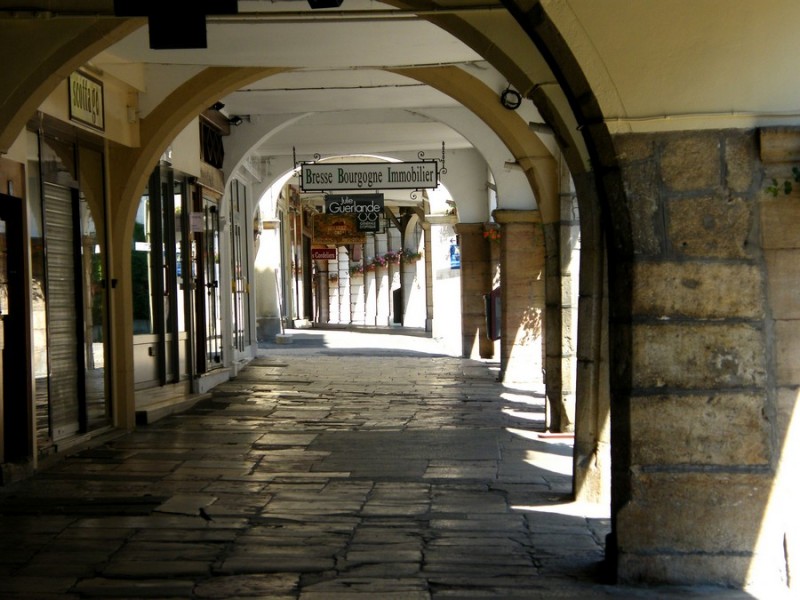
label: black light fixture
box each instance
[113,0,238,49]
[210,101,225,111]
[229,116,244,127]
[307,0,344,8]
[500,86,522,110]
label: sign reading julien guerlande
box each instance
[325,194,384,233]
[301,162,438,191]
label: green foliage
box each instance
[766,166,800,197]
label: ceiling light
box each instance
[500,87,522,110]
[307,0,344,8]
[210,102,225,111]
[114,0,238,49]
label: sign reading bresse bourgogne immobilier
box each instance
[301,162,438,191]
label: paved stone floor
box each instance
[0,330,769,599]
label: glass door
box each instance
[194,191,222,372]
[131,165,193,389]
[78,147,110,430]
[229,180,250,354]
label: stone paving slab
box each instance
[0,329,775,599]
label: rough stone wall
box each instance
[611,129,791,589]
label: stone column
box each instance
[317,260,329,324]
[327,256,339,324]
[348,245,363,325]
[544,176,581,433]
[572,172,610,506]
[375,232,390,325]
[423,222,434,332]
[455,223,494,359]
[493,209,545,387]
[364,239,377,325]
[610,130,777,589]
[254,221,282,341]
[349,271,363,325]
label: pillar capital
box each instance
[426,214,458,226]
[492,209,542,224]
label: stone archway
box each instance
[500,1,798,592]
[0,6,613,580]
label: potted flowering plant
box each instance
[384,251,401,265]
[349,263,365,275]
[372,254,388,268]
[401,249,423,263]
[483,228,501,242]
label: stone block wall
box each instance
[611,129,793,590]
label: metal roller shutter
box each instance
[43,183,80,440]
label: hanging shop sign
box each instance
[325,194,384,233]
[301,162,438,191]
[313,213,366,245]
[68,71,105,131]
[311,248,337,260]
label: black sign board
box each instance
[325,194,384,233]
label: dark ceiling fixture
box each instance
[307,0,344,7]
[113,0,238,49]
[228,116,244,126]
[500,86,522,111]
[210,101,225,111]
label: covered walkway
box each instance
[0,331,753,599]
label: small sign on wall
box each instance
[68,71,105,131]
[313,213,365,245]
[311,248,337,260]
[190,212,204,232]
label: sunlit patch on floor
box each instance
[511,500,610,519]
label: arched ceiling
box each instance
[535,0,800,133]
[3,0,798,191]
[90,0,556,191]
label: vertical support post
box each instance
[493,209,545,388]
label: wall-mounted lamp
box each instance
[210,101,225,111]
[229,115,244,126]
[500,87,522,110]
